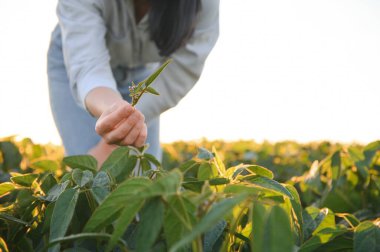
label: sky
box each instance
[0,0,380,145]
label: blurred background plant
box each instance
[0,137,379,251]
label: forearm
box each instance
[84,87,124,118]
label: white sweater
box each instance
[55,0,220,123]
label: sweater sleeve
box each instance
[57,0,118,111]
[135,0,220,124]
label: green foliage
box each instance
[49,188,79,252]
[0,183,15,197]
[252,203,293,252]
[0,141,22,172]
[0,137,379,252]
[354,219,380,252]
[63,155,98,172]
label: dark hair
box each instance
[149,0,202,56]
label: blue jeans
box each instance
[47,27,161,160]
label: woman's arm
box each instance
[58,0,147,147]
[85,87,122,118]
[57,0,118,111]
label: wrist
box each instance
[84,87,124,118]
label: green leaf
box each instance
[364,140,380,152]
[315,235,353,252]
[10,173,38,187]
[0,182,16,197]
[198,162,216,180]
[100,147,135,182]
[15,236,33,252]
[85,170,181,233]
[42,202,55,233]
[141,158,152,172]
[336,213,360,228]
[91,171,110,204]
[209,178,230,186]
[247,176,293,199]
[312,208,336,235]
[354,220,380,252]
[330,151,341,188]
[224,182,290,198]
[143,59,172,87]
[144,153,162,168]
[300,227,348,252]
[60,173,72,183]
[106,198,145,252]
[0,213,30,226]
[203,220,226,252]
[119,155,138,182]
[356,160,370,180]
[302,207,336,241]
[224,183,269,196]
[72,169,93,187]
[84,178,151,232]
[302,208,316,241]
[197,147,214,160]
[363,141,380,166]
[15,189,34,209]
[164,195,192,251]
[49,188,79,252]
[178,160,199,174]
[285,184,303,243]
[146,86,160,95]
[63,155,97,171]
[170,194,248,252]
[212,146,226,175]
[322,185,361,213]
[0,237,9,252]
[138,169,182,198]
[253,204,294,252]
[41,180,70,202]
[30,160,59,172]
[182,179,205,193]
[251,202,268,250]
[241,164,274,179]
[348,147,365,161]
[0,141,22,172]
[136,198,165,251]
[40,174,58,194]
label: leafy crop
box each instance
[0,139,379,251]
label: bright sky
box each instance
[0,0,379,145]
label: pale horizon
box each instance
[1,0,379,146]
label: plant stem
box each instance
[131,86,148,107]
[85,190,97,213]
[197,237,203,251]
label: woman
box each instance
[47,0,219,166]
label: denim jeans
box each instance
[47,28,161,160]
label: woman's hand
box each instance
[95,100,147,147]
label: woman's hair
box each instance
[149,0,202,56]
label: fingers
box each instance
[119,120,146,146]
[134,124,148,147]
[103,111,144,144]
[95,101,134,135]
[95,100,147,148]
